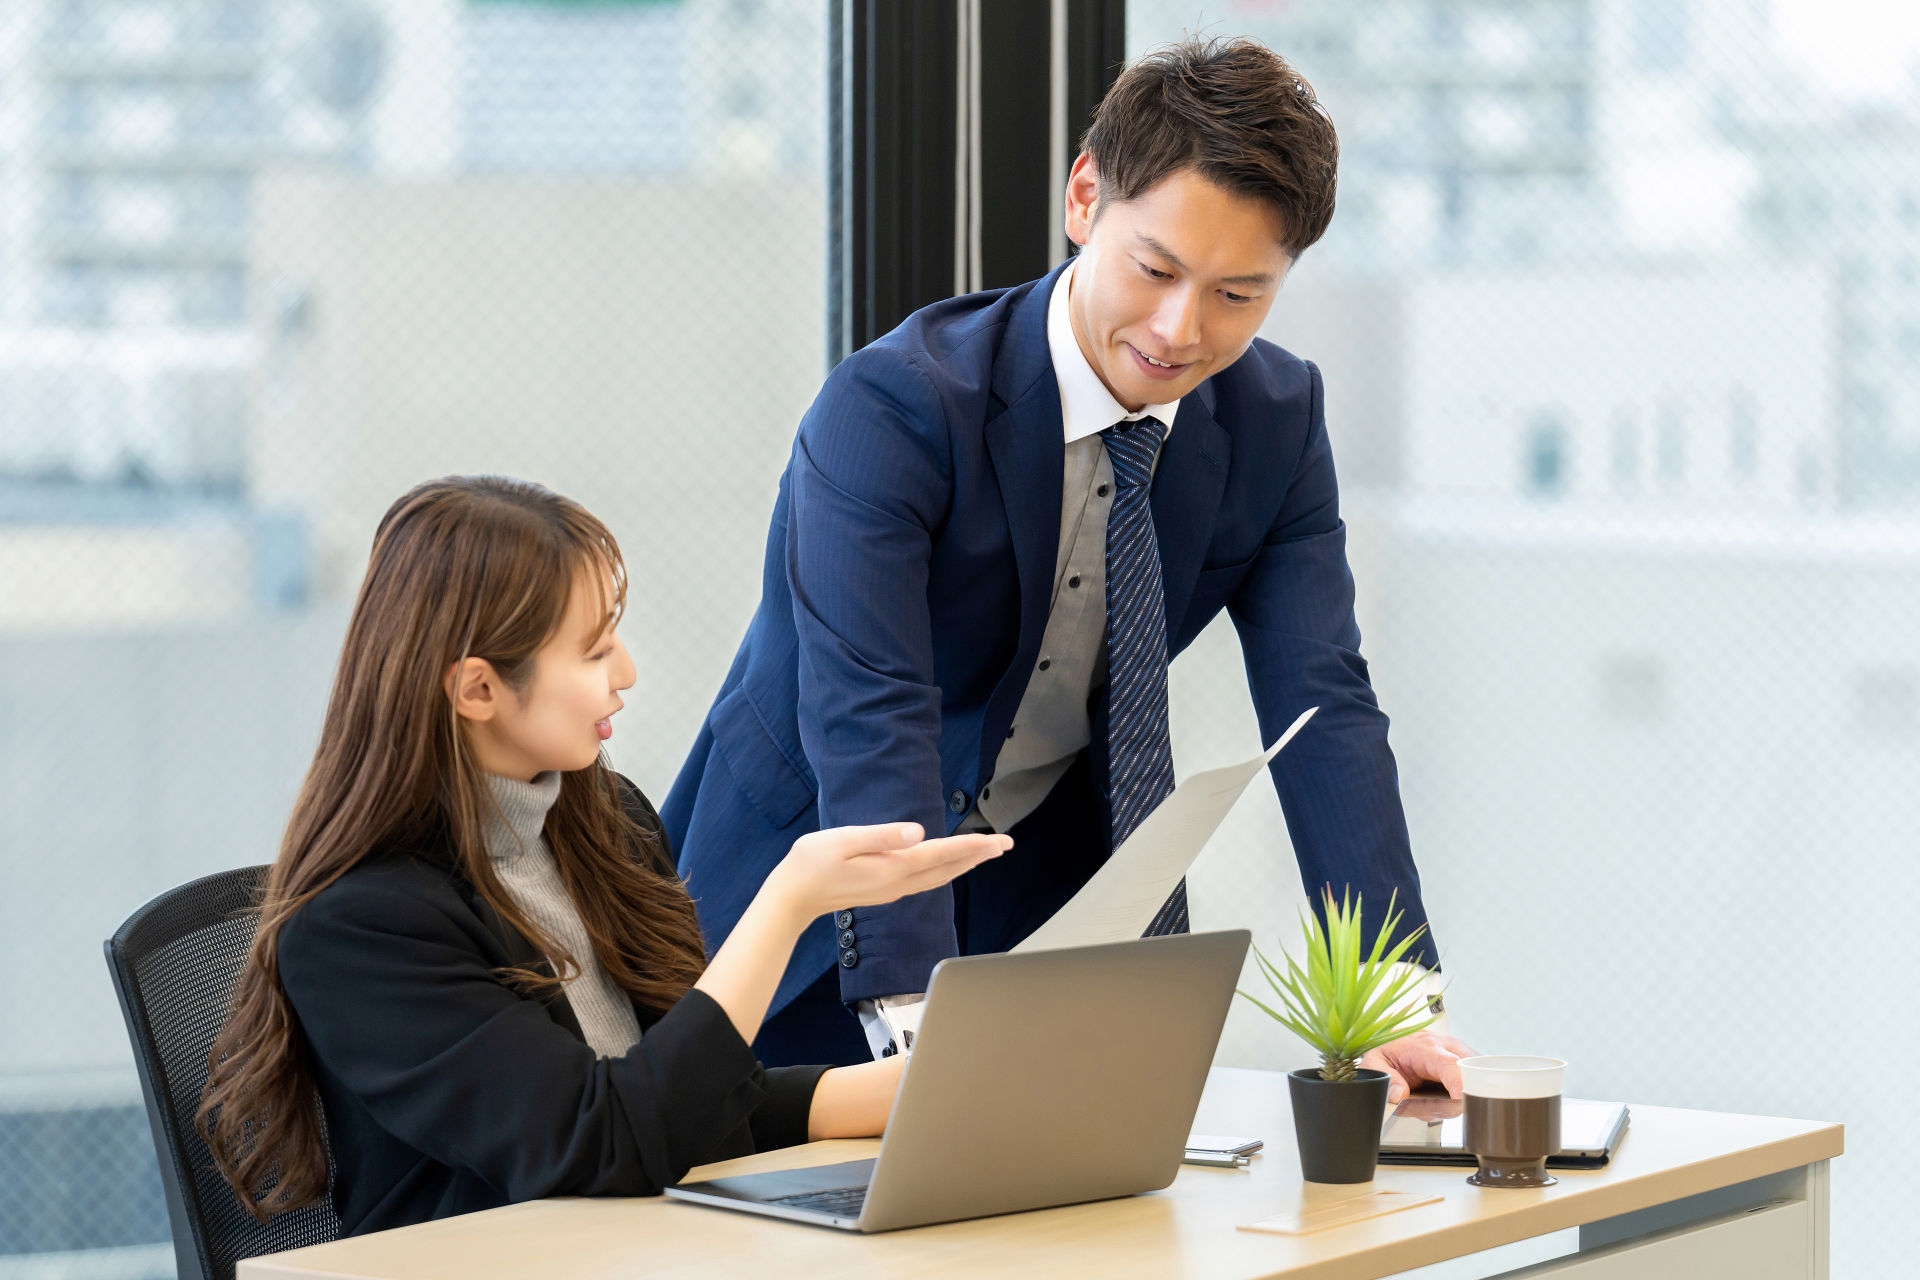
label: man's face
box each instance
[1063,155,1294,410]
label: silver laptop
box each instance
[665,929,1250,1232]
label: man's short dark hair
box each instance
[1082,37,1338,258]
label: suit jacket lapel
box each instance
[468,885,589,1045]
[1153,384,1231,636]
[982,268,1068,752]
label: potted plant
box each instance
[1238,887,1440,1184]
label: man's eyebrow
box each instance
[1135,233,1275,287]
[1135,233,1189,272]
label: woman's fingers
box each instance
[893,835,1009,885]
[833,834,1010,905]
[903,833,1012,868]
[798,825,1002,867]
[800,822,925,858]
[781,826,1012,916]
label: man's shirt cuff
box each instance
[1392,962,1449,1035]
[855,993,927,1059]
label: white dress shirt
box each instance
[966,257,1182,835]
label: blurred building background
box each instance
[1135,2,1920,1276]
[0,0,1914,1276]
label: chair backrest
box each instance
[104,866,340,1280]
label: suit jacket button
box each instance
[948,789,968,813]
[835,909,854,930]
[840,948,859,968]
[839,928,857,949]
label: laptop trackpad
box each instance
[683,1158,877,1203]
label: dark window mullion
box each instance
[829,0,1124,365]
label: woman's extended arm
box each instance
[687,822,1004,1142]
[806,1056,905,1139]
[692,822,1009,1047]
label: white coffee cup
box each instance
[1458,1056,1567,1188]
[1458,1056,1565,1099]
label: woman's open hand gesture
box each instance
[765,823,1010,926]
[695,822,1010,1049]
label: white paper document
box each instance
[1012,706,1320,953]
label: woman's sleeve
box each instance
[280,866,811,1199]
[752,1065,832,1151]
[612,775,834,1152]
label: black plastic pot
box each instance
[1288,1067,1389,1183]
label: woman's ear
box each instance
[445,657,503,723]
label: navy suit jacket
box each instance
[663,263,1435,1016]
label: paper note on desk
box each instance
[1240,1189,1443,1235]
[1012,706,1318,953]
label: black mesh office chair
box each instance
[104,866,340,1280]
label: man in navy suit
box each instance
[664,37,1469,1102]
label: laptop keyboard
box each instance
[769,1185,869,1217]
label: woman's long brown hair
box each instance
[197,475,707,1220]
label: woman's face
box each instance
[449,569,637,781]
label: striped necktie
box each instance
[1102,417,1188,937]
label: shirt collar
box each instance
[1046,258,1181,446]
[483,771,562,864]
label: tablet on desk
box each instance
[1379,1095,1630,1168]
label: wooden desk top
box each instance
[239,1068,1842,1280]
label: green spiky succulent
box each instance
[1238,887,1441,1082]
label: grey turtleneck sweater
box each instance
[484,772,643,1058]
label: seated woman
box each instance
[197,475,1009,1235]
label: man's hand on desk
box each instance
[1360,1031,1479,1106]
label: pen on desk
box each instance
[1183,1150,1252,1168]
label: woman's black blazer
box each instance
[277,779,828,1236]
